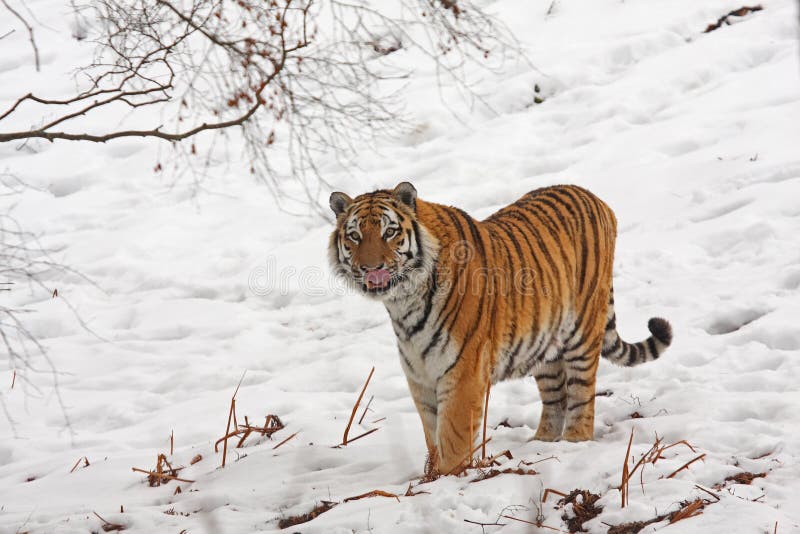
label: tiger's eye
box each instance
[384,228,397,239]
[347,231,360,242]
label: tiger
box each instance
[328,182,672,475]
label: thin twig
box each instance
[342,366,374,446]
[0,0,39,71]
[343,490,400,503]
[273,431,299,450]
[464,518,506,529]
[481,379,490,460]
[502,515,567,532]
[357,395,374,425]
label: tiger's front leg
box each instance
[406,379,439,472]
[434,370,485,475]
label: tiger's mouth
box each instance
[361,268,400,295]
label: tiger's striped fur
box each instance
[328,182,672,474]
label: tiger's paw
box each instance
[533,419,563,442]
[532,429,561,442]
[562,428,594,442]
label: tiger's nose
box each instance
[360,263,385,273]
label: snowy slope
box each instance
[1,0,800,533]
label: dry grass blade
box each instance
[694,484,721,502]
[133,453,192,486]
[486,449,513,465]
[447,437,492,476]
[665,454,706,479]
[404,481,431,497]
[214,390,285,466]
[620,428,634,507]
[273,431,299,450]
[221,398,236,468]
[342,366,375,446]
[669,499,704,524]
[220,371,247,468]
[659,439,697,455]
[343,490,400,503]
[338,427,379,446]
[70,456,89,473]
[93,511,126,531]
[235,428,254,449]
[543,488,568,502]
[190,454,202,465]
[617,432,700,504]
[131,467,194,485]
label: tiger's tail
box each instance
[601,291,672,366]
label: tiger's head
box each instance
[328,182,437,301]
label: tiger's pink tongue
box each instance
[365,268,391,289]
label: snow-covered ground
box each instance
[2,0,800,532]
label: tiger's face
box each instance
[328,182,435,300]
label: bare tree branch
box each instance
[1,0,40,71]
[0,173,86,438]
[0,0,524,206]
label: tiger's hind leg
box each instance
[533,361,567,441]
[562,335,601,442]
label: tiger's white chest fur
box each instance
[384,286,457,388]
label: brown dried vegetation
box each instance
[557,489,603,533]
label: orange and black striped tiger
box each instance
[328,182,672,474]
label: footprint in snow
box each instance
[704,307,770,336]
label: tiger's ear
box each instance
[329,192,353,217]
[392,182,417,211]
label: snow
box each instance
[2,0,800,532]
